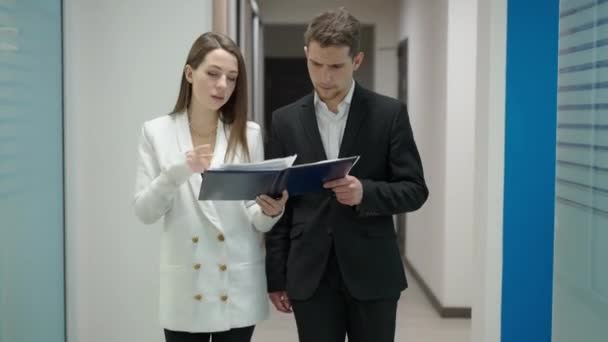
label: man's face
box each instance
[304,41,363,104]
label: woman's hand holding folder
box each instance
[256,190,289,217]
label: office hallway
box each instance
[254,276,471,342]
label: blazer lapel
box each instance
[199,120,227,232]
[175,111,193,157]
[298,94,328,161]
[339,84,367,158]
[175,112,225,233]
[210,119,228,168]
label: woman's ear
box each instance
[184,65,194,83]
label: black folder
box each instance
[198,156,359,200]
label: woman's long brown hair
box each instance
[171,32,249,162]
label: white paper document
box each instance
[211,154,298,171]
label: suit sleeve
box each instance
[264,113,292,292]
[133,123,193,224]
[357,104,428,217]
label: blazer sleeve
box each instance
[245,127,284,233]
[264,114,292,292]
[133,123,193,224]
[357,104,429,217]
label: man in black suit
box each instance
[265,8,428,342]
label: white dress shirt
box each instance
[314,80,355,160]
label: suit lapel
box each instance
[339,84,367,158]
[298,94,328,161]
[175,112,225,233]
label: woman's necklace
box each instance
[188,112,217,139]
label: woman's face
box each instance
[185,48,239,111]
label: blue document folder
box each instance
[198,156,359,200]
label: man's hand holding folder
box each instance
[323,175,364,206]
[198,155,360,201]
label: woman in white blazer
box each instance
[133,32,288,342]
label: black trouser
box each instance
[164,326,255,342]
[291,243,399,342]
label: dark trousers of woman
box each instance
[164,326,255,342]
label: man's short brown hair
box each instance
[304,8,361,57]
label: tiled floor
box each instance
[253,277,471,342]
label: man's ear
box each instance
[184,65,194,83]
[304,46,308,59]
[352,52,364,71]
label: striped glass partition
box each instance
[0,1,65,341]
[553,1,608,341]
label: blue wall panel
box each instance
[503,1,559,341]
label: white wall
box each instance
[443,0,477,307]
[400,0,506,339]
[399,0,479,308]
[63,1,212,341]
[472,0,506,341]
[398,0,449,304]
[258,0,400,98]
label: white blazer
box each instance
[133,112,280,333]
